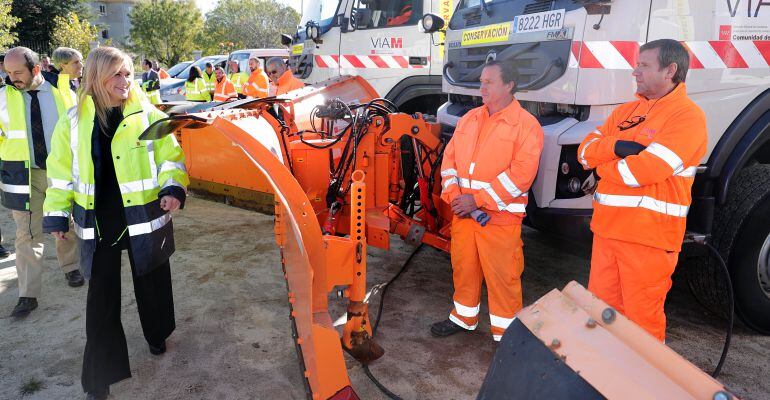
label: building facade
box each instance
[89,0,140,46]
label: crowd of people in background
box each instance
[138,51,304,104]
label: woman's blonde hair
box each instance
[78,46,135,128]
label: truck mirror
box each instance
[280,34,292,47]
[421,14,445,34]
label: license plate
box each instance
[512,9,565,34]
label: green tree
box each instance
[0,0,20,50]
[50,12,98,57]
[11,0,88,54]
[129,0,203,67]
[202,0,300,53]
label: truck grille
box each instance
[524,2,552,14]
[446,40,572,91]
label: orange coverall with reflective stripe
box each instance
[213,78,237,102]
[577,83,707,341]
[440,99,543,340]
[275,70,305,95]
[243,68,269,98]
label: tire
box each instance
[686,164,770,334]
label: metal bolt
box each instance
[602,307,616,324]
[713,391,732,400]
[549,339,561,349]
[384,138,393,144]
[585,318,596,328]
[411,126,419,134]
[375,119,382,126]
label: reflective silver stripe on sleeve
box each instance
[159,161,187,174]
[442,177,458,190]
[676,166,697,177]
[0,183,30,194]
[161,178,186,192]
[617,159,641,188]
[469,162,475,174]
[497,171,522,197]
[594,192,689,217]
[579,137,600,167]
[127,212,172,236]
[74,223,95,240]
[47,178,73,191]
[645,142,684,174]
[503,203,527,213]
[453,301,480,318]
[440,168,457,177]
[44,211,71,218]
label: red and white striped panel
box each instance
[570,41,770,70]
[314,54,427,69]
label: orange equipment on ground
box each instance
[143,76,734,399]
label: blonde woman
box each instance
[42,47,189,400]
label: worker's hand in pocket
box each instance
[451,194,477,217]
[160,195,181,212]
[51,231,67,240]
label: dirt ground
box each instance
[0,196,768,400]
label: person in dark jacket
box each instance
[43,46,189,400]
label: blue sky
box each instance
[195,0,303,14]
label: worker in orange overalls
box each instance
[431,60,543,342]
[266,57,304,96]
[212,66,237,102]
[243,53,269,99]
[577,39,707,341]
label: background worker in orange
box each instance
[213,66,237,102]
[243,53,269,98]
[577,39,707,341]
[266,57,304,96]
[431,60,543,341]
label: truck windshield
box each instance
[300,0,341,28]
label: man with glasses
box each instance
[265,57,304,96]
[577,39,707,341]
[1,47,81,318]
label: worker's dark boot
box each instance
[11,297,38,318]
[0,245,10,259]
[430,319,466,337]
[65,270,85,287]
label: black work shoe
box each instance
[0,245,9,259]
[65,270,85,287]
[430,319,466,337]
[11,297,38,318]
[85,386,109,400]
[149,340,166,355]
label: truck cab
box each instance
[438,0,770,334]
[285,0,455,113]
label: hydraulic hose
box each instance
[697,240,734,378]
[363,244,424,400]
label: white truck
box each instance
[433,0,770,334]
[282,0,455,114]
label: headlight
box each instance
[421,14,445,34]
[311,25,319,40]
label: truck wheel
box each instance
[686,164,770,334]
